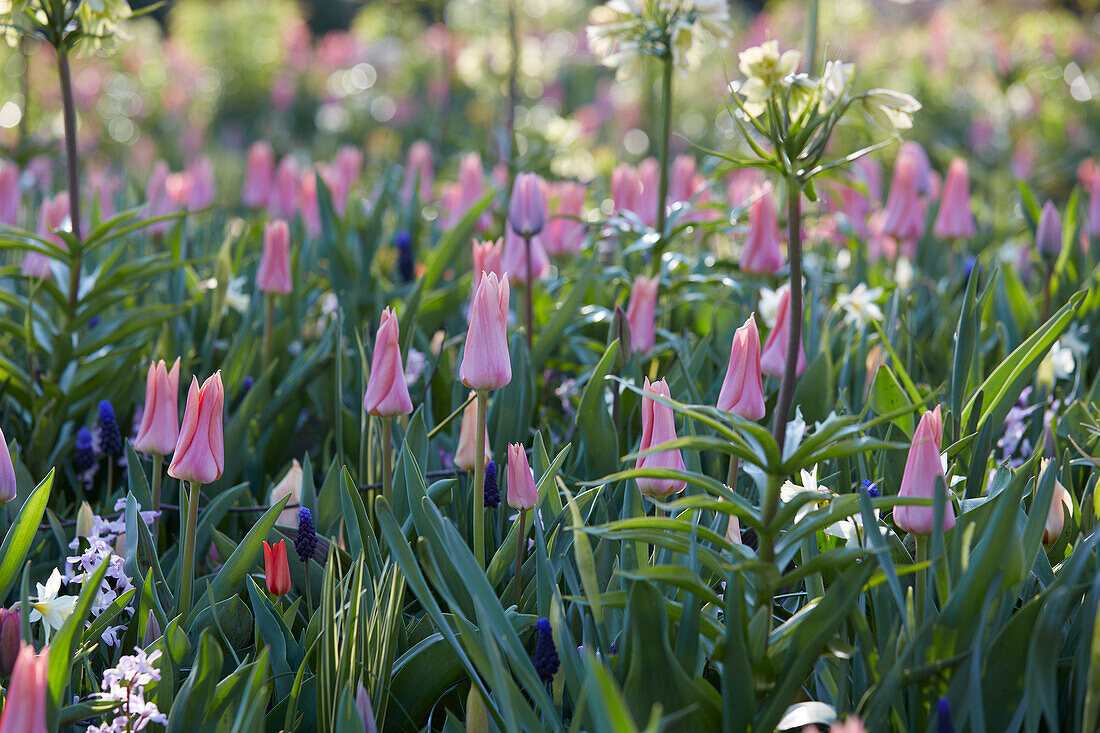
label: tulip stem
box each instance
[513,509,527,607]
[179,480,202,621]
[651,50,673,275]
[915,534,928,627]
[263,294,275,371]
[523,234,534,349]
[472,390,488,569]
[381,417,393,508]
[56,44,83,315]
[772,175,803,450]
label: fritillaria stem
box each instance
[56,46,83,313]
[771,176,803,451]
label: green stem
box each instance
[771,175,804,450]
[915,534,928,627]
[263,294,275,371]
[513,509,527,607]
[472,391,488,569]
[179,480,202,621]
[381,417,393,507]
[651,51,674,274]
[56,45,83,314]
[151,454,163,544]
[806,0,819,76]
[725,456,740,541]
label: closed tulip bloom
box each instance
[356,684,378,733]
[502,228,550,285]
[882,154,926,249]
[472,238,504,294]
[401,140,434,204]
[611,164,642,216]
[269,459,303,527]
[263,540,292,597]
[24,193,70,278]
[0,161,20,226]
[760,286,806,378]
[933,158,977,240]
[1039,458,1070,546]
[893,406,955,536]
[326,145,363,216]
[0,426,15,506]
[1088,180,1100,238]
[636,378,687,497]
[257,220,293,295]
[625,275,659,353]
[636,157,660,227]
[187,157,217,209]
[453,393,491,471]
[133,358,181,456]
[242,142,275,209]
[168,373,225,485]
[0,644,49,733]
[543,182,586,256]
[740,184,785,274]
[299,169,322,239]
[508,172,547,237]
[363,308,414,417]
[270,156,300,221]
[506,443,539,510]
[717,315,766,420]
[1035,200,1062,258]
[460,272,512,391]
[898,141,935,197]
[0,608,19,677]
[668,155,702,205]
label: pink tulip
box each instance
[717,315,766,420]
[898,141,935,198]
[453,392,490,471]
[144,161,176,236]
[458,152,493,231]
[0,644,48,733]
[1088,180,1100,238]
[635,378,687,498]
[299,169,322,239]
[1039,458,1068,546]
[242,142,276,209]
[854,156,883,204]
[739,184,785,274]
[882,154,926,254]
[133,358,181,456]
[760,286,806,378]
[0,426,14,505]
[0,609,18,677]
[502,228,550,285]
[543,182,586,256]
[187,157,217,209]
[256,220,293,295]
[668,155,703,205]
[611,164,642,217]
[933,158,976,240]
[326,146,363,216]
[24,192,70,278]
[270,157,300,221]
[472,238,504,295]
[401,140,434,204]
[507,443,539,510]
[168,372,225,485]
[460,272,511,391]
[1036,200,1062,258]
[636,157,660,227]
[0,161,20,226]
[508,172,547,238]
[726,168,763,209]
[356,684,378,733]
[866,210,897,263]
[894,406,954,535]
[625,275,658,353]
[363,308,414,417]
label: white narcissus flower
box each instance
[30,568,79,642]
[835,284,885,329]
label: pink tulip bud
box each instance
[401,141,434,204]
[133,358,181,456]
[0,608,19,677]
[453,393,491,472]
[1035,200,1062,258]
[0,643,49,733]
[507,443,539,510]
[299,169,322,239]
[187,157,217,210]
[472,238,504,296]
[882,154,926,248]
[328,146,363,217]
[0,161,20,226]
[502,228,550,285]
[893,406,954,536]
[543,182,586,256]
[760,286,806,378]
[168,372,225,485]
[932,159,976,240]
[635,378,687,498]
[242,142,276,209]
[356,683,378,733]
[0,426,14,506]
[717,315,766,420]
[636,157,660,228]
[898,141,935,197]
[854,157,883,204]
[739,184,785,274]
[256,220,293,295]
[611,164,642,216]
[363,308,414,417]
[270,157,300,221]
[460,272,512,392]
[508,172,547,238]
[625,275,659,354]
[165,172,193,209]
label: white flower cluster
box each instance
[87,647,167,732]
[587,0,730,80]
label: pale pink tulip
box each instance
[507,443,539,510]
[0,160,19,226]
[740,184,785,274]
[932,158,976,240]
[625,275,658,354]
[363,308,414,417]
[133,358,181,456]
[1036,200,1062,258]
[256,220,293,295]
[242,142,276,209]
[168,373,225,485]
[0,644,49,733]
[717,315,766,420]
[508,172,547,237]
[760,286,806,378]
[543,182,586,256]
[401,141,434,204]
[635,378,687,497]
[502,228,550,285]
[894,406,954,535]
[270,157,300,221]
[453,393,490,471]
[460,272,511,391]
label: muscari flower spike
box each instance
[395,230,415,283]
[295,507,317,563]
[483,460,500,508]
[861,479,880,498]
[937,697,954,733]
[98,399,123,457]
[74,428,97,472]
[532,617,560,683]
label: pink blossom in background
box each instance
[270,74,298,113]
[24,192,70,278]
[187,158,217,210]
[543,182,586,256]
[299,168,322,239]
[635,157,659,228]
[502,227,550,285]
[0,161,21,226]
[401,141,434,205]
[726,168,763,211]
[270,157,300,221]
[145,160,176,236]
